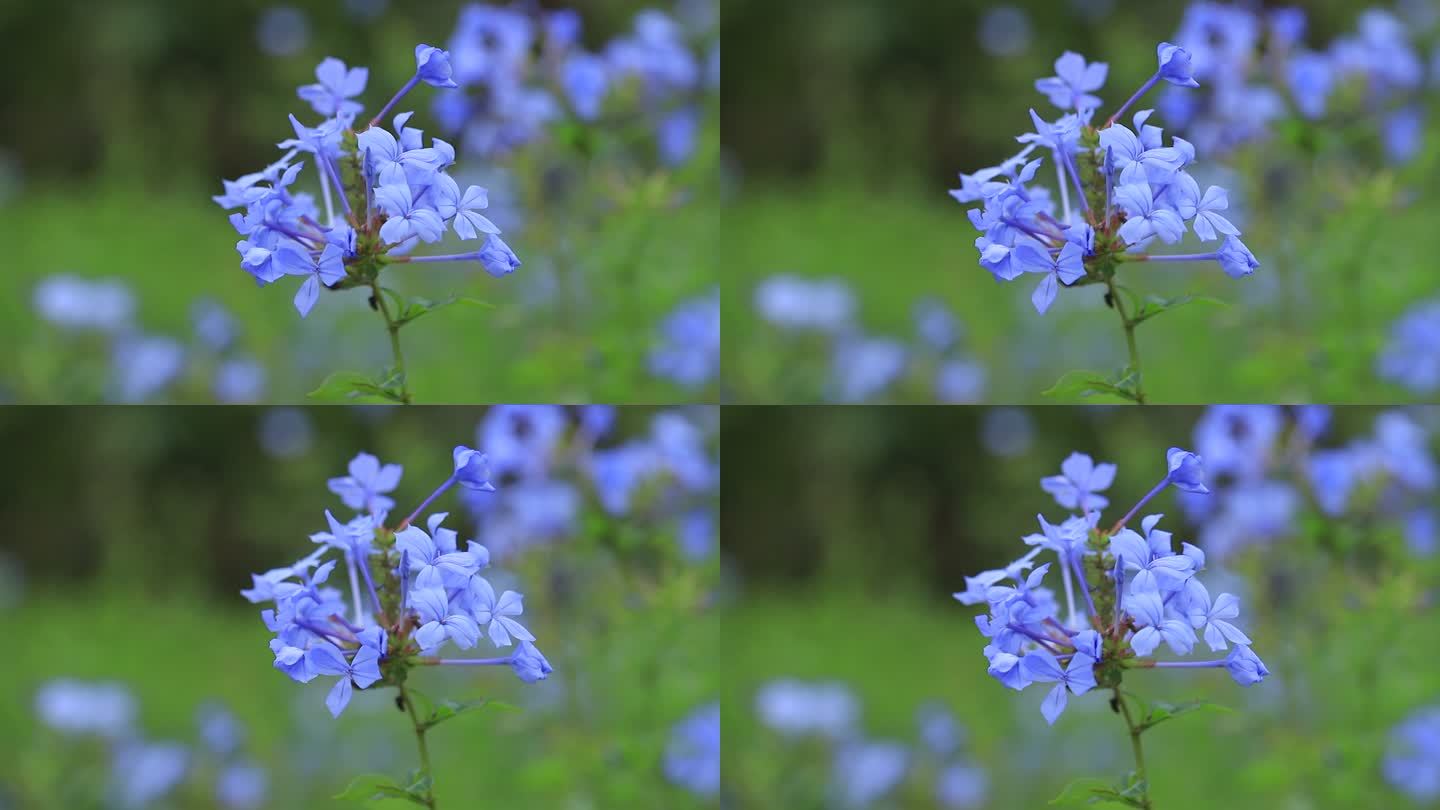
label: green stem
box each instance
[399,681,436,809]
[1105,278,1147,404]
[1114,688,1153,809]
[371,282,413,405]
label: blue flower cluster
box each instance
[1385,705,1440,802]
[1161,4,1436,162]
[664,702,720,798]
[461,406,718,563]
[438,3,717,164]
[214,46,520,320]
[954,447,1268,726]
[243,445,551,720]
[1181,406,1437,559]
[754,680,990,809]
[33,680,268,809]
[955,41,1260,316]
[29,275,267,403]
[750,274,988,403]
[650,286,720,390]
[1378,298,1440,396]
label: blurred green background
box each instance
[0,406,718,808]
[720,405,1440,807]
[0,0,718,404]
[720,0,1440,403]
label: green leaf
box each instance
[420,698,491,731]
[1042,370,1141,403]
[1130,294,1227,326]
[333,773,427,806]
[1137,698,1232,733]
[381,286,492,329]
[306,371,402,403]
[1050,777,1137,807]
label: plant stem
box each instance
[1105,278,1146,404]
[1114,688,1153,809]
[399,681,437,809]
[370,282,413,404]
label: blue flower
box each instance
[1034,51,1108,112]
[1384,707,1440,802]
[1156,42,1199,87]
[1126,587,1197,656]
[1015,242,1085,314]
[328,452,402,513]
[1377,299,1440,394]
[1166,448,1210,493]
[509,641,553,683]
[1041,452,1117,511]
[1020,649,1096,725]
[376,177,446,245]
[307,641,382,717]
[414,44,459,89]
[664,703,719,797]
[281,243,346,318]
[650,288,720,389]
[1182,582,1251,651]
[452,446,496,491]
[477,234,522,278]
[410,586,482,651]
[1116,180,1186,245]
[561,53,610,120]
[1216,236,1259,278]
[1224,645,1268,686]
[298,57,369,118]
[469,577,534,646]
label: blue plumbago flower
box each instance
[243,445,553,723]
[649,287,720,390]
[35,680,138,738]
[439,5,714,161]
[33,275,135,333]
[664,702,720,797]
[754,274,856,333]
[214,47,518,321]
[1384,706,1440,802]
[953,41,1258,321]
[755,679,860,739]
[832,740,910,807]
[955,445,1266,727]
[1378,299,1440,395]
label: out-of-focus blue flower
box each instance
[913,298,962,351]
[259,407,314,458]
[110,335,185,403]
[479,405,568,480]
[1378,299,1440,395]
[981,408,1035,457]
[112,741,190,809]
[216,762,269,810]
[1193,405,1283,481]
[678,509,715,561]
[831,336,907,403]
[916,702,964,755]
[256,6,309,57]
[34,275,135,333]
[936,360,988,404]
[191,298,238,352]
[664,703,719,797]
[196,702,244,756]
[977,5,1033,57]
[1383,106,1425,164]
[755,275,856,333]
[1406,509,1437,557]
[1384,706,1440,802]
[936,762,989,809]
[561,53,610,120]
[35,680,136,738]
[756,679,859,738]
[214,358,268,404]
[650,288,720,389]
[833,740,910,807]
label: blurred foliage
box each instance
[720,405,1440,808]
[0,406,718,807]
